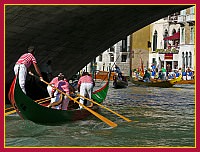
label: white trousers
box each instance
[79,83,93,109]
[14,64,27,94]
[183,76,187,80]
[187,76,191,80]
[47,85,69,110]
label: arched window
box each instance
[186,52,188,68]
[99,54,102,62]
[189,52,192,68]
[182,52,185,69]
[153,30,157,51]
[172,29,176,35]
[164,29,168,49]
[122,37,127,52]
[181,27,185,44]
[190,26,195,44]
[110,54,114,62]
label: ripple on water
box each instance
[5,82,195,147]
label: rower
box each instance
[47,73,70,110]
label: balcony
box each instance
[177,15,186,24]
[186,14,195,23]
[156,48,179,54]
[120,51,129,55]
[168,15,178,23]
[119,46,130,52]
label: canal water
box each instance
[5,82,195,147]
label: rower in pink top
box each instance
[78,72,95,109]
[47,73,70,110]
[14,46,43,94]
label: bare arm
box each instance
[33,62,42,77]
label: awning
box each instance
[163,32,180,40]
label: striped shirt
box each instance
[50,77,69,94]
[56,80,70,94]
[78,75,93,85]
[50,77,59,85]
[16,53,37,68]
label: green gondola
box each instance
[8,74,110,125]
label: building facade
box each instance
[131,25,151,72]
[178,6,195,71]
[149,6,195,72]
[83,36,131,76]
[84,6,195,78]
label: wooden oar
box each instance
[5,106,14,111]
[30,73,117,128]
[77,94,132,122]
[35,97,51,102]
[5,110,16,116]
[5,97,51,111]
[5,97,51,116]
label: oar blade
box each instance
[77,94,132,122]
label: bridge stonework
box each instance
[5,5,190,96]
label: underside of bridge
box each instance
[5,5,191,93]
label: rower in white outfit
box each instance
[77,72,95,109]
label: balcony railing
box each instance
[155,48,179,54]
[186,14,195,23]
[177,15,186,24]
[168,15,178,23]
[119,46,130,52]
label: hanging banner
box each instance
[165,53,173,60]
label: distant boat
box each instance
[131,75,182,88]
[95,70,115,81]
[113,75,128,89]
[175,79,195,84]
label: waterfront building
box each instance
[150,13,181,72]
[83,36,131,77]
[130,25,151,73]
[131,6,195,76]
[83,6,195,78]
[178,6,195,71]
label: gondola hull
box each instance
[113,79,128,88]
[132,80,174,88]
[175,79,195,84]
[8,75,109,124]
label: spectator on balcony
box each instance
[175,41,179,49]
[167,42,171,49]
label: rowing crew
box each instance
[47,72,95,110]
